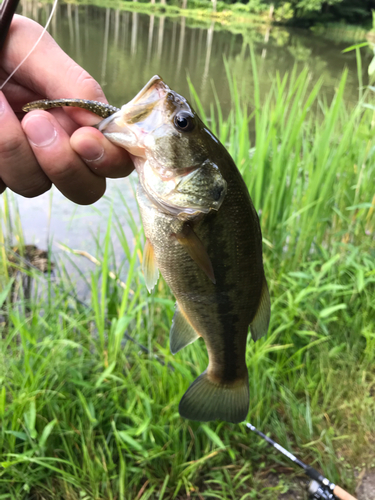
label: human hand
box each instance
[0,15,133,204]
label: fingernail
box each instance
[23,115,57,147]
[76,137,104,162]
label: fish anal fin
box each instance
[142,238,159,293]
[250,277,270,341]
[170,302,200,354]
[179,370,249,423]
[174,224,216,284]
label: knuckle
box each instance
[47,158,77,181]
[78,73,103,100]
[0,135,25,162]
[11,15,43,36]
[65,65,105,102]
[11,16,57,57]
[0,135,52,197]
[18,178,51,198]
[7,170,51,198]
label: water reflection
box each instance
[147,14,154,63]
[101,8,110,84]
[202,21,214,89]
[67,3,74,48]
[74,4,81,61]
[114,9,120,47]
[157,15,164,60]
[262,26,270,59]
[13,0,373,142]
[176,16,186,75]
[170,21,177,64]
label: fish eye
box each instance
[174,112,195,132]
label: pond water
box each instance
[6,1,372,282]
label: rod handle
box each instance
[333,485,358,500]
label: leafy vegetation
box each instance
[130,0,374,25]
[271,0,374,25]
[0,57,374,499]
[75,0,375,28]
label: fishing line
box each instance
[0,0,59,90]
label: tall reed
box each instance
[189,55,374,269]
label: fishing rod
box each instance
[0,0,20,51]
[245,422,357,500]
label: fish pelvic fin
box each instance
[179,371,249,424]
[170,302,200,355]
[250,276,270,341]
[142,238,159,293]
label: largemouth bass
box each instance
[23,76,271,424]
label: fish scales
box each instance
[23,75,270,423]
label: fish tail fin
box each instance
[179,371,249,423]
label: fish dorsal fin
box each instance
[170,302,200,354]
[250,277,271,341]
[142,238,159,293]
[174,224,216,284]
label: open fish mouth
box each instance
[97,75,171,154]
[126,75,168,110]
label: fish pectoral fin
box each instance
[170,302,200,354]
[174,224,216,284]
[142,238,159,293]
[179,371,249,424]
[250,277,271,341]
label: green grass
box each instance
[0,62,374,499]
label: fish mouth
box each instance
[127,75,168,108]
[97,75,170,155]
[119,75,170,126]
